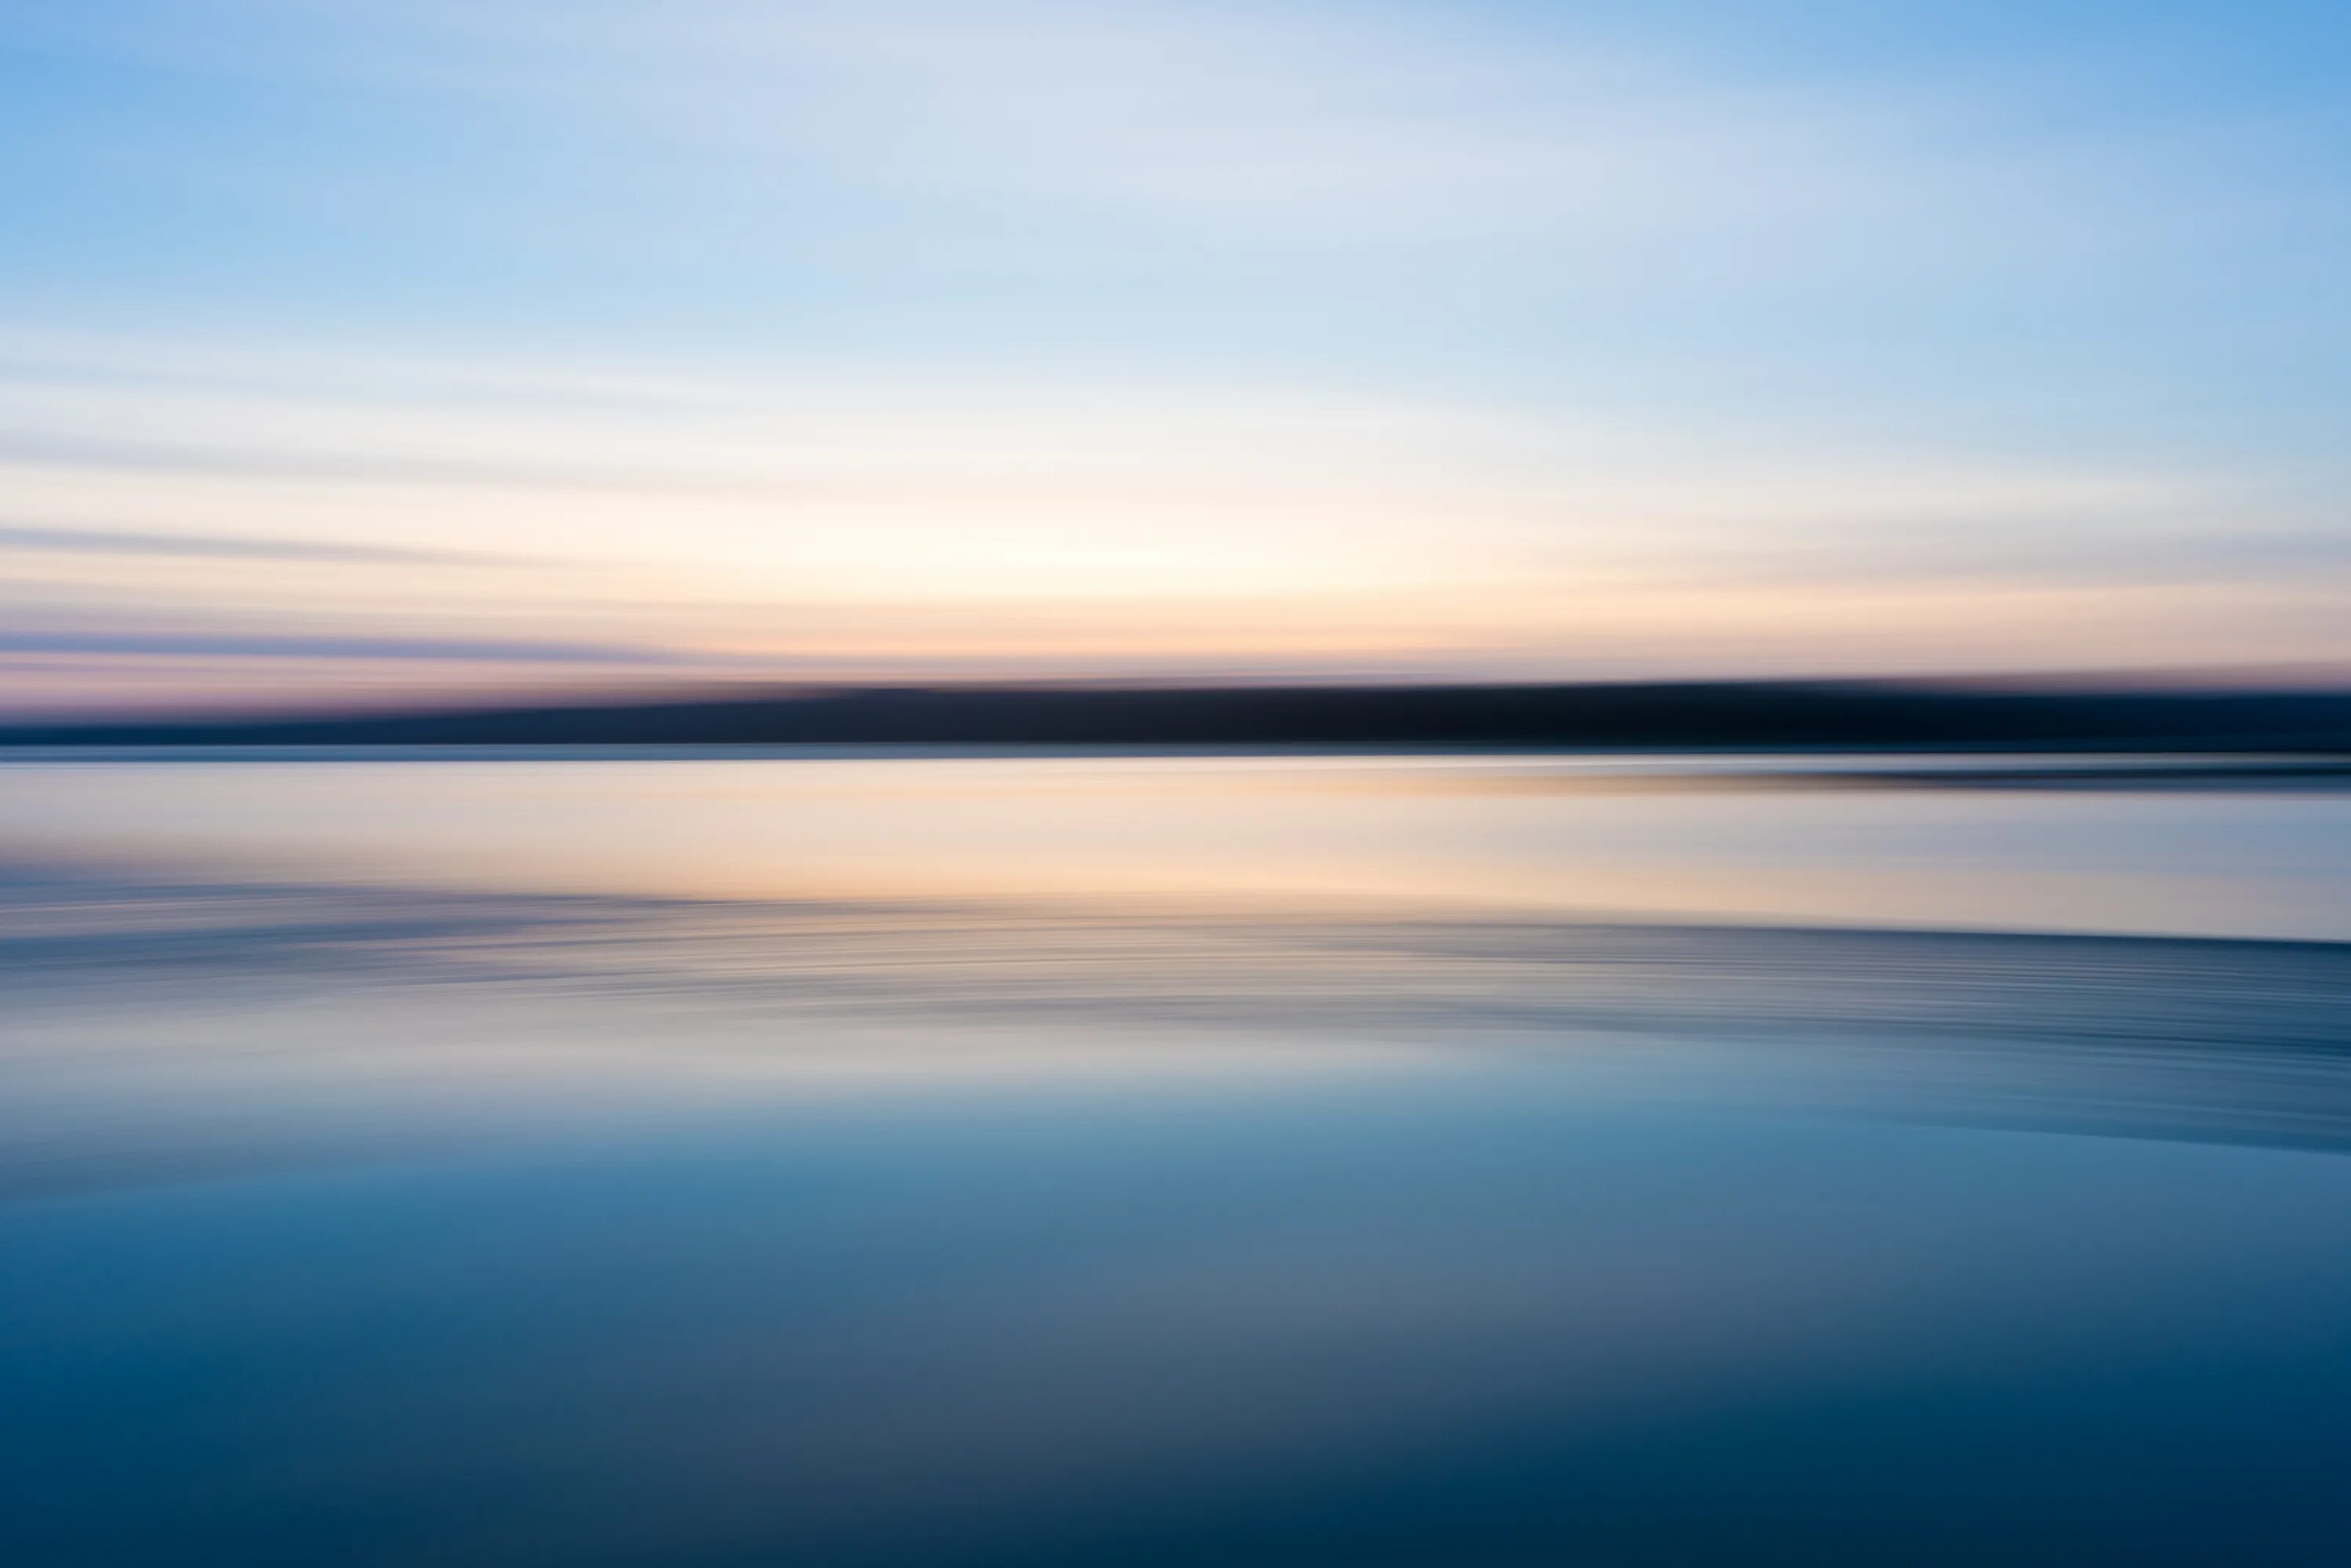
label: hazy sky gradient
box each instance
[5,0,2349,708]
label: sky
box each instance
[4,0,2350,711]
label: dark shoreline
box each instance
[8,679,2351,753]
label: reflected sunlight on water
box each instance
[5,755,2351,1565]
[5,751,2351,934]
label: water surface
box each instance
[5,752,2350,1564]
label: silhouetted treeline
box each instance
[9,680,2351,751]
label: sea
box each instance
[5,750,2350,1565]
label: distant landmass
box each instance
[7,681,2351,752]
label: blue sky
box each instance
[4,0,2349,707]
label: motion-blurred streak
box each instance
[8,857,2351,1158]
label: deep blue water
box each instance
[4,754,2351,1564]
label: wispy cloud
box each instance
[29,0,2309,267]
[0,328,2241,596]
[0,523,509,566]
[5,1,2350,704]
[0,624,686,666]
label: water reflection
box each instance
[9,853,2351,1171]
[7,750,2351,936]
[5,757,2351,1564]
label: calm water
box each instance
[5,752,2351,1564]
